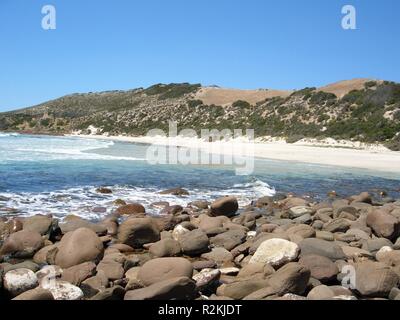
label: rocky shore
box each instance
[1,188,400,300]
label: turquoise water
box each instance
[0,133,399,220]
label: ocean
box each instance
[0,133,399,220]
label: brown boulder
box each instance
[210,196,239,218]
[138,257,193,286]
[0,230,44,258]
[178,229,209,256]
[149,238,181,257]
[55,228,104,268]
[299,254,339,282]
[367,210,400,240]
[116,203,146,215]
[61,262,97,286]
[118,217,160,248]
[124,277,197,300]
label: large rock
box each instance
[12,287,54,300]
[299,254,339,282]
[210,197,239,218]
[267,262,311,295]
[42,280,84,300]
[367,210,400,240]
[116,203,146,215]
[159,188,190,196]
[55,228,104,268]
[59,216,107,235]
[90,286,125,300]
[138,257,193,286]
[201,247,233,265]
[355,261,399,297]
[217,279,270,300]
[323,218,351,233]
[0,230,44,258]
[23,215,53,235]
[149,239,181,257]
[179,229,209,256]
[249,239,299,267]
[124,277,197,300]
[299,238,346,261]
[286,224,316,239]
[118,217,160,248]
[61,262,97,286]
[96,259,125,281]
[210,229,246,251]
[3,268,39,296]
[193,269,221,293]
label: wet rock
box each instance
[210,196,239,218]
[116,203,146,215]
[96,187,112,194]
[159,188,190,196]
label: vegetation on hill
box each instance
[1,81,400,150]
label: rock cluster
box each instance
[1,191,400,300]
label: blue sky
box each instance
[0,0,399,111]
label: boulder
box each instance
[12,287,54,300]
[286,224,316,239]
[210,229,246,251]
[149,238,181,257]
[42,280,84,300]
[355,261,399,297]
[61,262,97,286]
[138,257,193,286]
[179,229,209,256]
[90,286,125,300]
[22,215,53,235]
[307,285,336,300]
[367,210,400,240]
[59,216,107,235]
[323,218,351,233]
[299,254,339,282]
[193,269,221,293]
[267,262,311,295]
[210,197,239,218]
[201,247,233,265]
[96,259,125,281]
[217,279,270,299]
[159,188,190,196]
[299,238,346,261]
[249,239,299,267]
[3,268,39,296]
[115,203,146,215]
[0,230,44,258]
[55,228,104,268]
[124,277,197,300]
[118,217,160,248]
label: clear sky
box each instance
[0,0,399,111]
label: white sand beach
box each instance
[67,134,400,173]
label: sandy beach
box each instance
[68,134,400,173]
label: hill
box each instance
[1,79,400,150]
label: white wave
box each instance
[0,132,20,137]
[233,178,276,197]
[0,182,274,220]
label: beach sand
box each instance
[67,134,400,173]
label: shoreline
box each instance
[67,133,400,174]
